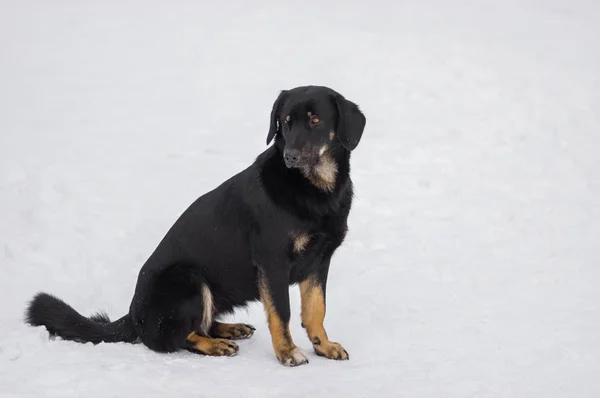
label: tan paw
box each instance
[277,347,309,367]
[313,338,349,360]
[188,336,239,357]
[211,322,255,340]
[205,339,239,357]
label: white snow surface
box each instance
[1,1,599,397]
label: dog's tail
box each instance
[25,292,138,344]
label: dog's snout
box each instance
[284,148,301,167]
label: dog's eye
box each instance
[284,115,291,124]
[310,116,320,125]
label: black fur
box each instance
[25,85,366,361]
[27,293,137,343]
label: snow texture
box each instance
[1,1,599,397]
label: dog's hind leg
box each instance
[134,263,238,356]
[185,288,241,356]
[194,284,216,337]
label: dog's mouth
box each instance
[284,155,319,169]
[284,145,329,169]
[285,159,307,169]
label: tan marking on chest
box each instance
[292,233,311,253]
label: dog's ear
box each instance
[333,93,366,151]
[266,90,288,145]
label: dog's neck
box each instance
[299,153,339,192]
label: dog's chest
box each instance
[287,217,348,260]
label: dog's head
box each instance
[266,86,366,169]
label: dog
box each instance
[25,85,366,367]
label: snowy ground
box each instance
[1,1,599,397]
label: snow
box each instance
[1,0,599,397]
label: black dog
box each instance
[26,85,366,367]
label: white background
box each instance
[1,1,599,397]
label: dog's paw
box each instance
[313,339,349,360]
[277,347,309,367]
[188,337,239,357]
[208,339,239,357]
[211,322,255,340]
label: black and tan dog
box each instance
[26,85,366,367]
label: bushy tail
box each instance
[25,292,138,344]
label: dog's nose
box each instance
[284,149,301,166]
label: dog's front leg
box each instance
[257,267,308,367]
[299,258,349,361]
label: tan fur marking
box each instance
[300,279,349,360]
[300,279,327,342]
[258,273,307,366]
[293,233,311,253]
[307,111,312,116]
[200,284,214,335]
[258,276,293,353]
[210,322,255,340]
[302,154,338,192]
[186,332,239,356]
[329,131,335,140]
